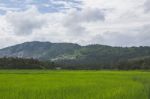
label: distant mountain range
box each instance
[0,41,150,69]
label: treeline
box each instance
[0,57,150,70]
[115,57,150,70]
[56,57,150,70]
[0,57,55,69]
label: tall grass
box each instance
[0,70,149,99]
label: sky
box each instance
[0,0,150,48]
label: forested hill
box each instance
[0,41,81,60]
[0,41,150,69]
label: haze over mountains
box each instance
[0,41,150,69]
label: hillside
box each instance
[0,41,81,60]
[0,41,150,69]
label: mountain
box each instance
[0,41,81,60]
[0,41,150,69]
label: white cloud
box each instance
[144,0,150,12]
[90,24,150,47]
[0,0,150,48]
[5,6,47,35]
[63,8,105,36]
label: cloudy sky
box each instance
[0,0,150,48]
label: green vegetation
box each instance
[0,70,149,99]
[0,57,55,69]
[1,42,150,70]
[0,57,150,70]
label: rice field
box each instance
[0,70,149,99]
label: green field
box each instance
[0,70,149,99]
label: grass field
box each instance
[0,70,149,99]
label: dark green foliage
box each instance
[0,57,55,69]
[55,45,150,70]
[116,57,150,70]
[0,42,150,70]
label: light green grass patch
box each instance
[0,70,149,99]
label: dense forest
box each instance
[0,57,150,70]
[0,41,150,70]
[115,57,150,70]
[55,57,150,70]
[0,57,55,69]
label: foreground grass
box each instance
[0,70,149,99]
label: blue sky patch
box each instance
[0,0,82,14]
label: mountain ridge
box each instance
[0,41,150,68]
